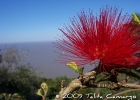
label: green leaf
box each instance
[36,89,43,97]
[66,62,83,74]
[132,13,140,24]
[40,82,48,96]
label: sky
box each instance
[0,0,140,43]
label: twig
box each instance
[104,88,140,100]
[122,83,140,88]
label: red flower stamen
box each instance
[54,6,140,74]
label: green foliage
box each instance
[9,66,40,95]
[134,13,140,20]
[36,82,48,100]
[66,62,83,74]
[46,76,72,99]
[132,13,140,24]
[0,93,25,100]
[0,47,41,100]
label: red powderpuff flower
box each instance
[54,6,140,74]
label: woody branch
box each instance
[54,70,140,100]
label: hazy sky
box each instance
[0,0,140,43]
